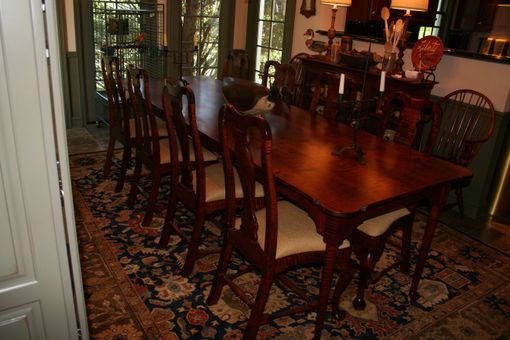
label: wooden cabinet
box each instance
[346,0,438,26]
[452,0,498,32]
[474,0,499,31]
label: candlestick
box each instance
[379,71,386,93]
[339,73,345,95]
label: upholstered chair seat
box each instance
[236,200,350,259]
[356,208,410,237]
[193,162,264,203]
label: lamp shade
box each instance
[390,0,428,12]
[321,0,352,6]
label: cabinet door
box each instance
[346,0,438,26]
[474,0,498,32]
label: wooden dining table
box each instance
[149,75,473,339]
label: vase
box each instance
[382,51,396,74]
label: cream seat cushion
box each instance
[192,162,264,202]
[236,200,350,259]
[158,138,218,164]
[356,208,410,237]
[127,117,169,137]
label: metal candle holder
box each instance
[332,42,376,165]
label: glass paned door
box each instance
[182,0,221,77]
[255,0,287,83]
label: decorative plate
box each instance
[411,36,444,71]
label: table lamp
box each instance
[321,0,352,53]
[390,0,429,74]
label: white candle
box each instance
[379,71,386,92]
[339,73,345,95]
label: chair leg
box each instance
[127,153,142,207]
[400,224,412,274]
[332,250,355,319]
[158,191,178,248]
[142,171,161,226]
[181,210,206,276]
[455,186,464,218]
[115,144,131,192]
[103,135,116,178]
[244,271,274,340]
[352,249,376,311]
[352,266,369,310]
[207,234,234,305]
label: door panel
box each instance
[0,0,86,339]
[0,303,45,340]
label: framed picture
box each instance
[300,0,316,18]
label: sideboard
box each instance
[297,55,437,109]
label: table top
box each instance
[151,76,472,218]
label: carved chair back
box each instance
[222,49,251,80]
[309,71,358,121]
[261,60,298,105]
[380,91,442,152]
[219,104,277,260]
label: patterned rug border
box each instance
[74,187,170,339]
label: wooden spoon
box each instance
[381,7,390,43]
[392,19,404,52]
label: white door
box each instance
[0,0,88,339]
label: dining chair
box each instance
[261,60,297,105]
[125,67,169,225]
[101,55,135,192]
[346,92,443,310]
[309,71,358,121]
[288,52,309,107]
[157,81,241,276]
[222,49,251,80]
[380,91,442,151]
[430,89,495,217]
[125,67,196,226]
[207,104,354,339]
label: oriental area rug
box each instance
[71,151,510,339]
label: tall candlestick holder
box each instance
[394,32,411,76]
[332,42,377,165]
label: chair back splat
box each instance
[207,104,353,339]
[380,91,441,152]
[222,49,251,80]
[261,60,298,105]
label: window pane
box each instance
[202,17,219,42]
[273,0,286,21]
[202,0,220,17]
[201,43,218,71]
[269,49,282,62]
[262,0,272,20]
[259,21,271,47]
[271,23,284,49]
[203,67,217,78]
[257,47,269,72]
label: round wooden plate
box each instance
[411,36,444,71]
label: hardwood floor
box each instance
[66,124,510,256]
